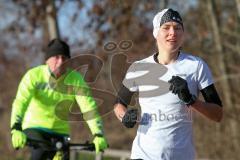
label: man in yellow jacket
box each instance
[10,39,108,160]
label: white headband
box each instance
[152,8,183,38]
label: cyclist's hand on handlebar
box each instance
[93,135,108,154]
[11,129,27,149]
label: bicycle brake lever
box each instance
[88,143,95,151]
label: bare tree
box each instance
[235,0,240,18]
[45,0,60,39]
[160,0,168,9]
[206,0,239,153]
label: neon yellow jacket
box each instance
[11,65,104,135]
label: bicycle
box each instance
[26,136,95,160]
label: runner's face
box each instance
[156,21,184,53]
[46,55,68,77]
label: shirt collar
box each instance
[153,51,181,64]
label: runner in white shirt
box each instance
[114,8,223,160]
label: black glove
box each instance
[122,109,138,128]
[168,76,196,105]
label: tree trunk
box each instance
[159,0,168,9]
[235,0,240,18]
[46,0,60,40]
[206,0,239,153]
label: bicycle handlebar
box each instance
[26,137,95,151]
